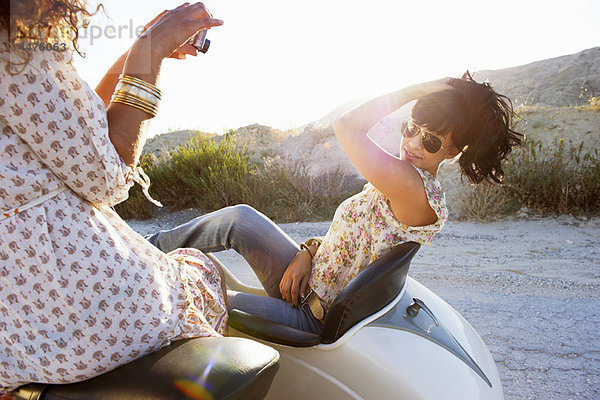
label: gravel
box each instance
[128,212,600,400]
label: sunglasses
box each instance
[401,119,452,154]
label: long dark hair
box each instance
[412,71,523,184]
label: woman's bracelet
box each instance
[300,243,315,259]
[305,238,322,248]
[110,74,161,118]
[119,74,162,99]
[111,94,158,117]
[300,237,322,259]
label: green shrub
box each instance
[456,135,600,219]
[505,137,600,214]
[247,161,356,222]
[115,132,254,219]
[118,129,600,222]
[580,96,600,110]
[114,132,362,222]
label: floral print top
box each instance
[0,34,226,393]
[308,166,448,307]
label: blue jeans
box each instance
[146,204,322,334]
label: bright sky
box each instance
[74,0,600,137]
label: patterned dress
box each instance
[0,33,227,393]
[308,166,448,306]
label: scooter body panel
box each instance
[229,277,503,399]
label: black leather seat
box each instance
[228,241,420,347]
[12,337,279,400]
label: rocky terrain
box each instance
[144,108,599,218]
[473,46,600,107]
[142,46,600,216]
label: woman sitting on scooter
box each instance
[0,1,229,394]
[147,73,523,334]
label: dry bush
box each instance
[457,184,518,221]
[506,138,600,214]
[114,132,362,222]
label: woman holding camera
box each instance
[0,1,227,393]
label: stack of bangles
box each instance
[110,74,162,117]
[300,238,322,259]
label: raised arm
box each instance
[332,80,449,226]
[95,10,198,108]
[95,50,128,108]
[104,3,223,166]
[1,3,223,207]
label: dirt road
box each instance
[129,213,600,399]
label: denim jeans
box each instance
[146,204,322,334]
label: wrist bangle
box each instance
[305,238,322,248]
[110,74,162,118]
[119,74,162,99]
[300,243,314,259]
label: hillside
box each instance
[473,47,600,107]
[142,47,600,216]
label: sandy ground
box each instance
[127,211,600,400]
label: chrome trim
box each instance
[407,297,439,327]
[368,284,493,388]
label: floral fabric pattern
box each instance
[0,35,226,394]
[308,166,448,306]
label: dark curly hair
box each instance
[0,0,102,71]
[411,71,523,184]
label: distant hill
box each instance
[304,46,600,127]
[142,130,216,156]
[146,46,599,152]
[473,46,600,107]
[144,46,600,176]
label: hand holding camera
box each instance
[190,29,210,53]
[134,2,222,62]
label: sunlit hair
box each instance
[0,0,102,71]
[411,71,523,184]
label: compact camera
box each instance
[190,30,210,53]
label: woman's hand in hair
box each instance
[411,77,453,99]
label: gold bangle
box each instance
[110,94,158,117]
[305,238,322,248]
[111,92,158,110]
[111,99,157,117]
[119,74,162,99]
[300,243,315,258]
[115,82,160,106]
[111,96,157,117]
[111,74,162,118]
[119,74,162,97]
[114,90,158,109]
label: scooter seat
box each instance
[229,241,420,346]
[12,337,280,400]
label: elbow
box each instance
[332,114,369,144]
[332,114,351,139]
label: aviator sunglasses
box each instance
[401,119,453,154]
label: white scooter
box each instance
[12,242,502,400]
[216,242,504,400]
